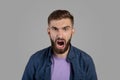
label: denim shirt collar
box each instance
[48,44,76,62]
[66,45,76,61]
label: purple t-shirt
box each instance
[51,55,70,80]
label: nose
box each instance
[57,29,63,38]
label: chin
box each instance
[54,44,70,54]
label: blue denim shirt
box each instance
[22,45,97,80]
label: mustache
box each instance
[56,38,65,41]
[55,38,65,42]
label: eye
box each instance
[51,27,58,31]
[63,27,69,31]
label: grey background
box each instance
[0,0,120,80]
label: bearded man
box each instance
[22,9,97,80]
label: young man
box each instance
[22,10,97,80]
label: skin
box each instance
[48,18,75,58]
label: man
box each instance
[22,10,97,80]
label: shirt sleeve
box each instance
[22,55,36,80]
[85,55,98,80]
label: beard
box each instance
[50,36,72,54]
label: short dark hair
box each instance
[48,10,74,25]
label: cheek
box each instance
[66,35,71,41]
[65,32,73,40]
[49,32,56,41]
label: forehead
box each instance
[49,18,72,28]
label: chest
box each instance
[35,58,86,80]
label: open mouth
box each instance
[56,40,65,49]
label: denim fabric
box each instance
[22,45,97,80]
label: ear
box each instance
[47,27,50,35]
[72,27,75,34]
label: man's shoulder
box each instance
[72,46,93,61]
[30,46,51,60]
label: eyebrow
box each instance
[62,26,71,28]
[51,26,57,28]
[51,26,71,29]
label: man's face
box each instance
[48,18,74,54]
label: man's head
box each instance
[48,10,74,26]
[47,10,75,54]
